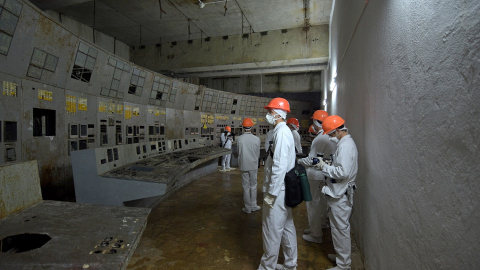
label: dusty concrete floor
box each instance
[127,163,365,270]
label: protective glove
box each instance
[298,157,313,166]
[314,158,326,170]
[264,194,276,208]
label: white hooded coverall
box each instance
[258,122,297,270]
[237,132,261,211]
[291,129,302,154]
[320,134,358,270]
[219,131,227,166]
[300,130,336,239]
[220,131,227,146]
[264,129,274,152]
[222,136,233,170]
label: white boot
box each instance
[327,253,337,262]
[275,264,296,270]
[302,234,322,243]
[251,205,261,212]
[327,267,349,270]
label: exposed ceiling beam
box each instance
[168,57,328,78]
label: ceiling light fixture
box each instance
[329,73,337,92]
[199,0,231,9]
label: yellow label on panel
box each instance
[160,110,166,115]
[98,101,107,113]
[125,105,132,119]
[223,116,229,120]
[38,89,53,101]
[216,116,223,120]
[2,81,17,97]
[201,113,214,124]
[66,95,77,114]
[155,109,160,116]
[78,98,87,111]
[117,104,123,115]
[108,101,116,114]
[258,118,265,122]
[148,108,154,114]
[133,107,140,117]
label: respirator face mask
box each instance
[328,130,340,143]
[266,113,278,125]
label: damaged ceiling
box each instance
[28,0,333,83]
[29,0,332,45]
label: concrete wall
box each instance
[327,0,480,269]
[43,10,130,59]
[200,72,323,94]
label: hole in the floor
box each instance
[1,233,51,253]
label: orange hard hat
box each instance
[264,97,290,113]
[225,126,231,132]
[322,115,345,135]
[286,118,299,128]
[311,110,329,122]
[242,118,254,127]
[309,125,320,137]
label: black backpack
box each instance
[268,146,310,208]
[284,163,307,207]
[220,131,227,147]
[221,131,235,147]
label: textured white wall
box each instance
[328,0,480,269]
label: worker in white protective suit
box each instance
[308,124,321,141]
[264,129,274,152]
[220,132,234,172]
[257,98,297,270]
[219,126,232,168]
[314,115,358,270]
[237,118,261,214]
[286,118,302,154]
[221,126,232,144]
[297,110,336,244]
[262,129,274,165]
